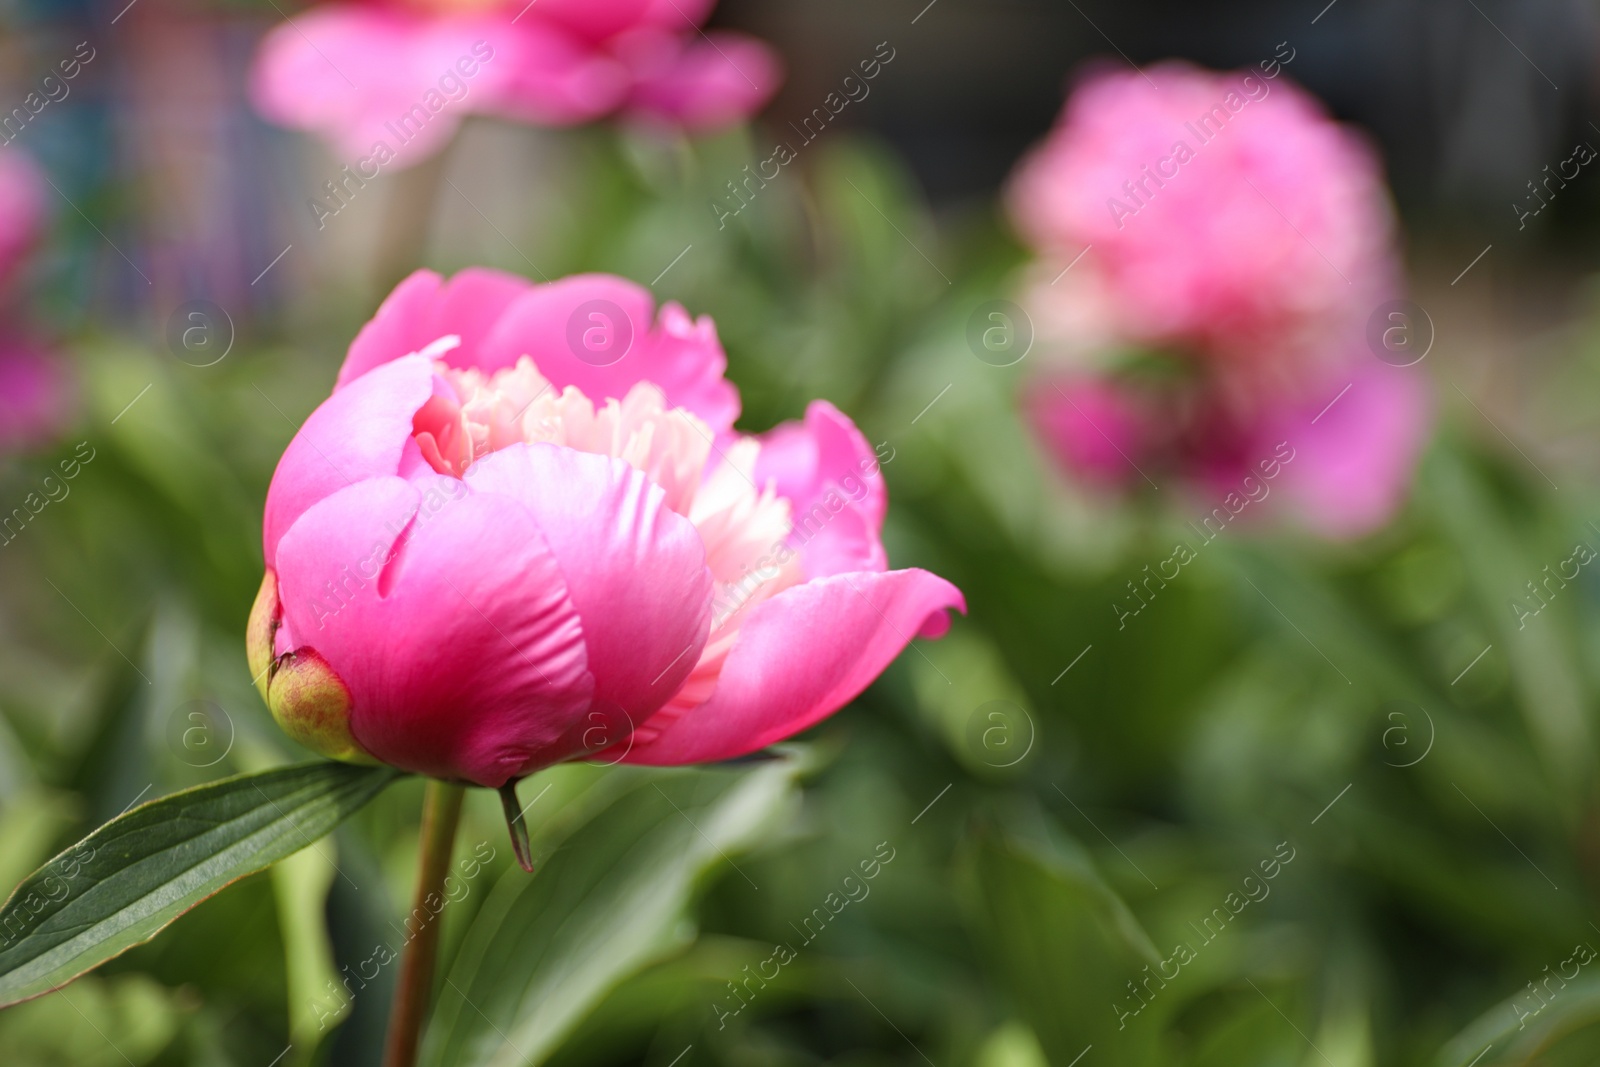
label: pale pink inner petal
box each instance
[673,436,804,712]
[412,350,804,721]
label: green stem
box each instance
[382,779,465,1067]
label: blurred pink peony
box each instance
[0,340,72,453]
[248,268,962,786]
[1010,62,1430,536]
[0,153,66,454]
[1009,61,1396,377]
[250,0,782,165]
[0,151,46,287]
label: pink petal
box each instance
[480,23,632,126]
[263,355,434,566]
[338,268,533,389]
[626,32,783,130]
[1270,363,1430,538]
[273,475,594,786]
[528,0,717,40]
[0,341,71,453]
[1027,377,1151,489]
[251,8,486,163]
[754,400,887,579]
[476,273,740,434]
[252,6,635,161]
[521,0,660,43]
[465,443,714,732]
[0,151,46,286]
[622,568,965,764]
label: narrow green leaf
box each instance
[960,810,1168,1067]
[1438,972,1600,1067]
[424,756,803,1067]
[0,761,402,1007]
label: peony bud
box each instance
[248,570,373,764]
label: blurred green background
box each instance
[3,1,1600,1065]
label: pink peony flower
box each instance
[1010,62,1430,536]
[250,0,782,166]
[248,268,962,785]
[1009,61,1396,377]
[0,340,72,452]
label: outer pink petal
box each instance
[513,0,717,39]
[520,0,660,43]
[621,569,965,765]
[252,5,633,159]
[1270,363,1430,538]
[0,341,71,453]
[476,273,740,434]
[264,355,434,565]
[0,151,45,285]
[464,443,713,731]
[477,23,631,125]
[273,475,594,786]
[626,32,783,130]
[251,8,480,163]
[337,268,533,389]
[754,400,887,579]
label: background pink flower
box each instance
[0,151,46,288]
[0,340,72,452]
[251,0,782,166]
[1009,61,1397,379]
[0,152,68,454]
[1009,62,1431,537]
[250,268,962,786]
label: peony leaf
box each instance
[960,810,1169,1066]
[0,761,403,1008]
[424,756,803,1067]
